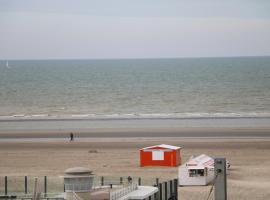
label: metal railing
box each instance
[72,192,83,200]
[109,183,138,200]
[64,184,92,192]
[0,176,178,200]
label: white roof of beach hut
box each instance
[141,144,181,150]
[186,154,214,169]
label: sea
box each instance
[1,57,270,132]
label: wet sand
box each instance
[0,129,270,199]
[1,127,270,138]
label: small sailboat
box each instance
[6,60,10,68]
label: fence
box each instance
[0,158,228,200]
[0,176,177,200]
[155,179,178,200]
[0,176,63,197]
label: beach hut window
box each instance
[152,151,164,160]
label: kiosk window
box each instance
[189,169,205,177]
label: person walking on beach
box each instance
[70,132,74,141]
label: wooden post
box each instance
[25,176,28,194]
[44,176,47,197]
[138,177,141,186]
[120,177,123,184]
[214,158,227,200]
[5,176,7,195]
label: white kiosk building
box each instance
[178,154,215,186]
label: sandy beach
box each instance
[0,127,270,199]
[2,1,270,199]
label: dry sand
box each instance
[0,129,270,199]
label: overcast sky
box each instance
[1,0,270,59]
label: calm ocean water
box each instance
[0,57,270,119]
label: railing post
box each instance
[5,176,8,195]
[44,176,47,197]
[120,177,123,184]
[173,178,178,200]
[33,177,38,200]
[164,182,167,200]
[101,176,104,186]
[138,177,141,186]
[154,192,157,200]
[156,178,159,186]
[158,183,162,200]
[25,176,28,194]
[214,158,227,200]
[169,180,173,197]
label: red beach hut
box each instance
[140,144,182,167]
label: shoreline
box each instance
[0,127,270,139]
[1,136,270,143]
[1,115,270,121]
[1,117,270,136]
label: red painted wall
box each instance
[140,148,181,167]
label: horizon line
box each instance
[1,55,270,61]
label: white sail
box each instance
[6,61,10,68]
